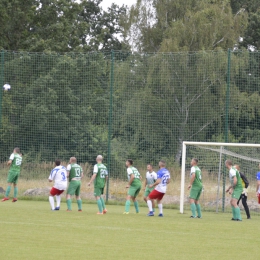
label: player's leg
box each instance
[2,171,15,201]
[156,192,165,217]
[132,186,141,213]
[194,189,202,218]
[124,186,136,214]
[49,187,58,210]
[66,182,76,211]
[94,187,103,214]
[241,194,250,219]
[231,191,242,221]
[189,189,198,218]
[146,190,158,216]
[55,190,64,210]
[100,189,107,213]
[75,182,82,211]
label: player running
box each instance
[143,164,157,212]
[88,155,108,215]
[147,160,170,217]
[48,159,67,211]
[66,157,83,211]
[2,147,22,202]
[123,159,142,214]
[225,160,243,221]
[188,158,203,218]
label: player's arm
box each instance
[149,178,161,188]
[143,178,147,190]
[188,173,195,190]
[240,172,249,188]
[126,174,135,188]
[7,160,12,166]
[88,173,97,186]
[7,153,14,166]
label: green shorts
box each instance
[144,187,154,198]
[7,171,19,184]
[94,187,104,197]
[232,189,243,200]
[67,181,81,196]
[189,188,202,200]
[128,184,141,198]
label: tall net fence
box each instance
[0,49,260,208]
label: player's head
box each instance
[13,147,20,154]
[70,157,77,164]
[234,164,240,171]
[126,159,133,167]
[159,160,166,168]
[147,164,153,172]
[96,155,103,163]
[191,158,198,166]
[225,159,232,169]
[55,159,61,166]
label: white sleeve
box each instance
[49,170,54,180]
[230,169,236,177]
[93,165,98,174]
[67,164,71,171]
[127,168,133,176]
[190,167,195,174]
[9,153,14,160]
[153,172,157,180]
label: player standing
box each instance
[256,163,260,204]
[143,164,157,212]
[88,155,108,215]
[188,158,203,218]
[66,157,83,211]
[147,160,170,217]
[123,159,142,214]
[225,160,243,221]
[2,147,22,202]
[48,159,67,210]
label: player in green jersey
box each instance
[88,155,108,215]
[123,159,142,214]
[2,147,22,202]
[66,157,83,211]
[225,160,243,221]
[188,158,203,218]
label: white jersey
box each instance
[49,165,67,190]
[155,168,170,193]
[146,171,157,186]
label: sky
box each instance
[100,0,137,10]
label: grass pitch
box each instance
[0,200,258,260]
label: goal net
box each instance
[180,142,260,216]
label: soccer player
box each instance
[48,159,67,211]
[2,147,22,202]
[147,160,170,217]
[234,164,251,219]
[225,160,243,221]
[66,157,83,211]
[143,164,157,212]
[88,155,108,215]
[256,163,260,204]
[188,158,203,218]
[123,159,142,214]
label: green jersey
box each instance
[67,163,82,182]
[127,166,141,187]
[190,166,202,190]
[93,163,108,188]
[229,167,243,190]
[9,153,22,174]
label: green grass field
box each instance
[0,200,259,260]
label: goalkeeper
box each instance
[234,164,251,219]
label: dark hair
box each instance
[127,159,133,165]
[55,159,61,166]
[147,163,153,168]
[192,158,198,163]
[14,147,20,153]
[159,160,166,167]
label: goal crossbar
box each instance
[180,141,260,213]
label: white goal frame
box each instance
[180,141,260,213]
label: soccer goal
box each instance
[180,141,260,214]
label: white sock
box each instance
[56,195,61,207]
[49,196,55,210]
[147,200,153,212]
[158,203,163,214]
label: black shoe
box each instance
[197,216,202,219]
[236,219,242,221]
[247,217,251,219]
[190,216,197,218]
[231,218,236,221]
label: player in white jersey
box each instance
[143,164,157,212]
[147,160,170,217]
[48,159,67,210]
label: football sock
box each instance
[100,197,106,210]
[235,207,242,220]
[190,203,196,217]
[5,186,11,197]
[125,200,131,212]
[196,204,202,217]
[56,195,61,207]
[97,199,103,213]
[134,201,139,213]
[231,206,235,218]
[14,187,18,198]
[77,199,82,210]
[158,203,163,214]
[152,208,155,212]
[147,200,153,212]
[49,196,55,210]
[66,199,72,210]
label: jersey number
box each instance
[75,168,81,177]
[100,169,107,178]
[161,175,169,185]
[61,172,66,181]
[16,159,22,166]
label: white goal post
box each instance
[180,141,260,214]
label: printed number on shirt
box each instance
[16,159,22,166]
[100,169,107,178]
[133,170,140,179]
[75,168,81,177]
[61,172,66,181]
[161,175,169,185]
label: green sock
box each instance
[77,199,82,210]
[66,199,72,210]
[5,186,11,197]
[232,206,235,219]
[196,204,202,217]
[190,203,196,217]
[235,207,242,220]
[97,199,103,213]
[14,187,18,198]
[100,197,106,210]
[125,200,131,212]
[134,201,139,213]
